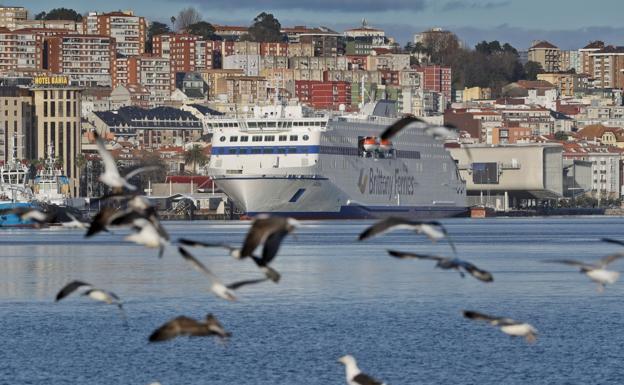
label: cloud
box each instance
[441,1,511,11]
[180,0,428,12]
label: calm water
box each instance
[1,217,624,385]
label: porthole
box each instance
[303,135,309,141]
[219,136,226,142]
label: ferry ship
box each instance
[32,145,71,205]
[207,101,467,219]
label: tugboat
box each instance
[32,144,71,205]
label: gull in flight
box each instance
[463,310,537,343]
[387,250,493,282]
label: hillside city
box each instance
[1,5,623,212]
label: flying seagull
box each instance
[238,215,299,258]
[338,355,386,385]
[55,280,126,321]
[178,247,269,301]
[387,250,493,282]
[149,314,231,343]
[463,310,537,343]
[544,253,624,292]
[379,116,472,162]
[359,217,457,255]
[61,212,89,229]
[126,218,170,258]
[94,131,157,191]
[178,238,282,283]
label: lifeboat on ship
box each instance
[379,138,393,152]
[363,137,379,151]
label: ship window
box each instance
[290,135,298,141]
[277,148,286,154]
[265,135,275,141]
[263,148,273,154]
[288,147,297,153]
[240,136,249,142]
[228,149,237,154]
[279,135,287,141]
[251,148,262,154]
[252,135,262,142]
[229,136,238,142]
[266,122,276,128]
[248,122,257,128]
[219,136,226,142]
[303,135,309,141]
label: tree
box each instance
[421,31,461,65]
[124,151,167,191]
[184,145,208,174]
[175,7,202,31]
[38,8,82,21]
[186,21,219,41]
[170,16,176,30]
[246,12,283,43]
[554,131,569,141]
[524,61,544,80]
[146,21,171,53]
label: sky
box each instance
[18,0,624,50]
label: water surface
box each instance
[1,217,623,384]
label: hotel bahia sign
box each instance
[33,75,70,86]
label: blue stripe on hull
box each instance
[246,205,469,220]
[0,202,37,227]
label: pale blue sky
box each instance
[17,0,624,49]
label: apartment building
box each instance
[127,55,173,104]
[415,65,452,101]
[43,35,115,87]
[590,46,624,89]
[153,33,205,75]
[578,41,604,75]
[559,50,580,73]
[200,68,244,99]
[537,73,581,97]
[83,11,146,56]
[528,41,560,72]
[0,6,27,29]
[0,28,70,72]
[295,80,351,110]
[215,76,268,104]
[14,20,83,33]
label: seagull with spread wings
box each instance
[148,313,231,343]
[94,131,157,191]
[463,310,538,343]
[55,280,126,322]
[544,252,624,292]
[387,250,493,282]
[178,247,269,301]
[359,217,457,255]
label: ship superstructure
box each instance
[207,101,467,219]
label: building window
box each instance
[43,102,48,117]
[50,102,55,117]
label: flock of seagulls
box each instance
[8,120,624,384]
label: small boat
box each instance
[379,138,393,152]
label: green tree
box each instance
[246,12,283,42]
[38,8,82,21]
[146,21,171,53]
[554,131,569,141]
[186,21,219,40]
[184,145,208,174]
[524,61,544,80]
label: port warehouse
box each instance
[449,144,580,210]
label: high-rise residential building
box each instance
[215,76,268,104]
[0,28,70,72]
[295,80,351,110]
[415,65,452,101]
[43,35,115,87]
[578,41,604,75]
[590,46,624,89]
[127,55,173,104]
[83,11,146,56]
[559,50,580,73]
[528,41,561,73]
[0,6,27,29]
[153,33,205,74]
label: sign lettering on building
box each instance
[33,76,69,86]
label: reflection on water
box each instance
[1,218,624,384]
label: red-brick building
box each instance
[415,65,452,100]
[295,80,351,110]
